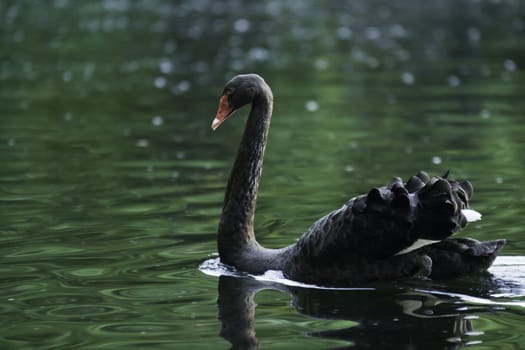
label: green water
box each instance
[1,1,525,349]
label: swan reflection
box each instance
[211,262,525,350]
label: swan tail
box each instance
[412,174,473,240]
[355,171,478,257]
[418,238,506,279]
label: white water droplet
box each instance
[389,24,407,38]
[62,70,72,82]
[401,72,415,85]
[172,80,191,95]
[136,139,149,147]
[305,100,319,112]
[159,60,173,74]
[504,59,517,72]
[480,109,491,119]
[152,115,163,126]
[365,26,381,40]
[154,76,167,88]
[448,75,460,87]
[467,27,481,42]
[248,47,269,61]
[233,18,250,33]
[336,26,352,40]
[314,58,328,70]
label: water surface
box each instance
[1,1,525,349]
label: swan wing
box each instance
[296,172,474,259]
[284,172,478,284]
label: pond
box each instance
[1,1,525,349]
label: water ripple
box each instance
[100,286,186,301]
[93,322,177,334]
[45,304,127,319]
[3,323,73,348]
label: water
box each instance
[1,0,525,349]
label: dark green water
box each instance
[1,1,525,349]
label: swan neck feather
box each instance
[218,83,274,265]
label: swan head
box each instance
[212,74,270,130]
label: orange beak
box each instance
[211,95,234,130]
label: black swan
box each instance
[211,73,505,286]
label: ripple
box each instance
[61,267,111,278]
[3,323,73,346]
[99,286,188,301]
[6,245,84,258]
[21,292,102,306]
[0,264,38,274]
[46,304,128,318]
[93,322,176,334]
[199,257,239,277]
[199,258,374,291]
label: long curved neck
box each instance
[218,87,276,267]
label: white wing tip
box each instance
[394,239,440,256]
[462,209,482,222]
